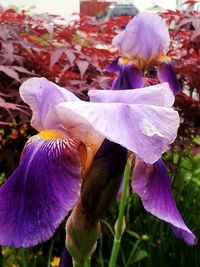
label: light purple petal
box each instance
[132,158,196,245]
[89,82,174,107]
[19,77,80,132]
[56,101,179,164]
[112,12,170,62]
[0,134,82,247]
[111,65,144,90]
[158,61,181,96]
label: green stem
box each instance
[108,162,131,267]
[73,258,91,267]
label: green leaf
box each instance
[129,250,148,264]
[126,230,140,239]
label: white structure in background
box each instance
[0,0,178,18]
[132,0,176,11]
[0,0,80,20]
[113,0,176,10]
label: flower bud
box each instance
[65,200,100,264]
[81,139,127,223]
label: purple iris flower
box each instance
[0,77,185,248]
[109,12,181,95]
[106,13,196,245]
[91,84,196,245]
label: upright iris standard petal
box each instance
[19,77,104,155]
[19,77,80,132]
[158,61,181,95]
[111,65,144,90]
[112,12,170,63]
[56,101,179,164]
[89,83,174,107]
[0,133,82,247]
[132,158,196,245]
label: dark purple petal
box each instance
[0,134,82,248]
[106,57,121,73]
[158,61,181,96]
[59,247,73,267]
[132,159,196,245]
[112,65,144,90]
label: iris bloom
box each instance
[0,77,195,248]
[108,12,181,95]
[106,12,196,245]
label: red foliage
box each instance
[160,7,200,144]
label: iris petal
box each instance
[89,82,174,107]
[56,101,179,164]
[0,134,82,247]
[132,158,196,245]
[19,77,80,132]
[106,57,121,73]
[111,65,144,90]
[59,247,73,267]
[112,13,170,62]
[158,61,181,95]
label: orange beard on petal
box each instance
[38,129,65,140]
[38,129,103,179]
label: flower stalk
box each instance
[72,258,91,267]
[108,161,131,267]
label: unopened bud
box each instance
[81,139,127,223]
[114,216,126,235]
[141,234,149,241]
[65,200,100,264]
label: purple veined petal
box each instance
[19,77,80,132]
[106,57,121,73]
[89,82,174,107]
[112,13,170,63]
[132,158,196,245]
[0,133,82,247]
[111,64,144,90]
[56,101,179,164]
[158,61,181,96]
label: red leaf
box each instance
[12,66,35,75]
[64,49,76,66]
[0,65,20,82]
[0,97,27,112]
[76,60,89,79]
[50,48,65,68]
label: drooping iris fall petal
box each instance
[158,61,181,95]
[111,64,144,90]
[0,133,82,247]
[106,56,121,73]
[112,12,170,63]
[132,158,196,245]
